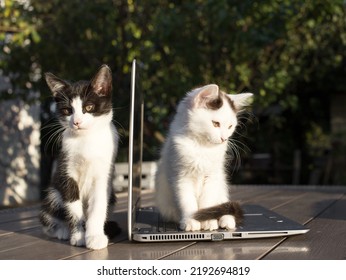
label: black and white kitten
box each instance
[40,65,119,250]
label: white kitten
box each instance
[155,84,252,231]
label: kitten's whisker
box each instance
[112,119,125,132]
[227,136,251,176]
[227,143,241,176]
[44,134,62,155]
[41,122,61,133]
[43,126,65,155]
[230,139,250,154]
[112,106,126,111]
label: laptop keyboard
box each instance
[136,207,181,233]
[158,215,180,232]
[158,221,179,232]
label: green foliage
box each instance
[1,0,346,183]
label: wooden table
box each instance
[1,185,345,260]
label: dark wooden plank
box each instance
[0,229,90,260]
[0,205,40,223]
[69,241,199,260]
[163,238,287,260]
[231,186,277,202]
[264,195,346,259]
[271,191,344,224]
[0,217,40,237]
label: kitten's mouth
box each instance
[71,125,86,131]
[210,139,227,145]
[206,138,224,145]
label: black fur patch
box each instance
[205,91,237,112]
[108,188,116,206]
[225,96,236,112]
[104,221,121,239]
[61,177,79,202]
[51,172,79,203]
[50,152,80,203]
[206,96,223,110]
[40,199,68,221]
[193,201,244,225]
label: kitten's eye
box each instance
[228,125,233,129]
[85,104,95,112]
[61,108,71,115]
[212,121,220,128]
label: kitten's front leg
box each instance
[85,181,109,250]
[199,173,236,230]
[66,200,86,247]
[176,179,201,231]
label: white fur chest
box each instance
[173,135,227,175]
[62,126,117,193]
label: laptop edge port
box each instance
[211,233,224,241]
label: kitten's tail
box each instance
[104,221,122,239]
[193,201,244,225]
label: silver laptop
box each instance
[127,59,309,242]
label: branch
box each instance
[0,26,21,33]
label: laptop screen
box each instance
[127,59,144,240]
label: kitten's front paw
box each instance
[56,226,70,240]
[70,230,85,247]
[86,234,108,250]
[218,215,236,230]
[43,225,70,240]
[180,218,201,231]
[201,219,219,231]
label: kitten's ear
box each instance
[90,64,112,96]
[44,73,70,97]
[193,84,220,108]
[228,93,253,111]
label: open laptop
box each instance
[127,59,309,242]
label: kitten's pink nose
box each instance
[73,119,82,128]
[221,137,226,143]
